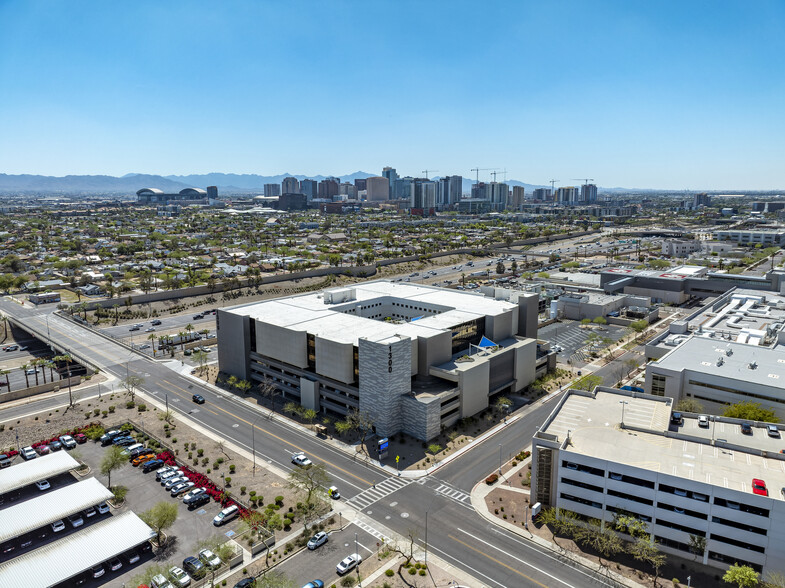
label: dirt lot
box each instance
[485,487,725,588]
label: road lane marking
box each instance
[454,528,581,588]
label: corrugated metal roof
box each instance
[0,477,114,543]
[0,511,154,588]
[0,451,79,495]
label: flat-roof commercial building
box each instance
[218,281,541,441]
[0,511,154,587]
[532,387,785,575]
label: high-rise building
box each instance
[448,175,463,205]
[412,179,437,210]
[366,176,390,201]
[206,186,218,200]
[393,177,413,201]
[382,166,398,193]
[301,179,318,201]
[580,183,598,203]
[354,178,367,192]
[488,182,509,210]
[282,177,300,194]
[556,186,578,203]
[437,175,463,209]
[694,192,712,207]
[511,186,525,210]
[340,182,358,198]
[318,177,340,200]
[264,184,280,197]
[471,182,488,200]
[532,188,551,201]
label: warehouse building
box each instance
[218,281,542,440]
[531,387,785,575]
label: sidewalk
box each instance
[471,455,647,588]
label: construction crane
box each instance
[421,170,438,180]
[470,168,499,183]
[572,178,595,186]
[549,179,559,192]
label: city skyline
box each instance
[1,1,784,190]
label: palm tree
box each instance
[147,333,157,356]
[38,359,47,384]
[20,363,30,388]
[177,331,186,351]
[1,369,11,392]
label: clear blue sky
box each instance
[1,0,784,190]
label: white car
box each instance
[20,446,37,460]
[96,501,110,514]
[307,531,328,550]
[171,481,195,496]
[168,565,192,587]
[213,504,240,526]
[35,479,51,491]
[59,435,77,449]
[198,548,222,570]
[292,452,312,467]
[336,553,362,575]
[698,415,709,428]
[157,466,180,481]
[164,476,188,490]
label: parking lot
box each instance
[275,523,384,587]
[539,320,628,367]
[74,438,245,586]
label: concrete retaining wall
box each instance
[0,376,82,404]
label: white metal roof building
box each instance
[0,511,154,587]
[0,477,114,543]
[218,280,542,440]
[0,451,79,496]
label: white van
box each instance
[121,443,144,456]
[213,504,239,526]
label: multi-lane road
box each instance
[0,298,623,588]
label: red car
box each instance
[74,433,87,444]
[752,478,768,496]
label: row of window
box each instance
[687,380,785,406]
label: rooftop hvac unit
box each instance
[749,361,758,370]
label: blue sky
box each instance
[1,0,784,189]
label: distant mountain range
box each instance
[0,171,559,195]
[0,171,674,196]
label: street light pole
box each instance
[619,400,629,429]
[498,443,502,475]
[425,511,428,563]
[252,412,263,476]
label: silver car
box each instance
[164,475,187,490]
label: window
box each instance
[650,374,666,396]
[607,489,653,506]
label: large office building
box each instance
[281,177,300,194]
[532,386,785,575]
[318,177,340,200]
[556,186,579,204]
[136,187,209,205]
[510,186,525,210]
[437,175,463,209]
[218,281,542,441]
[488,182,509,210]
[382,166,398,192]
[713,230,785,246]
[365,176,390,201]
[300,179,318,201]
[580,183,598,203]
[532,188,552,201]
[264,183,281,197]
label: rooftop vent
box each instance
[749,361,758,370]
[717,357,724,366]
[726,347,733,356]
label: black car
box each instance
[234,579,257,588]
[183,556,206,579]
[49,440,63,451]
[192,394,205,404]
[114,437,137,446]
[187,493,211,510]
[142,459,165,473]
[741,422,753,435]
[670,412,682,426]
[100,430,122,445]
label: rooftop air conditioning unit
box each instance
[749,361,758,370]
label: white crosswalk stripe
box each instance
[435,483,472,504]
[352,518,393,543]
[345,477,411,511]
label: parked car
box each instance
[182,557,205,579]
[20,446,36,460]
[336,553,362,575]
[291,452,312,467]
[213,504,240,526]
[114,436,137,446]
[129,446,152,458]
[300,582,325,588]
[698,415,709,428]
[157,466,180,481]
[100,430,122,445]
[5,344,18,351]
[68,513,84,528]
[171,481,195,497]
[143,459,165,473]
[187,493,211,510]
[74,433,87,444]
[108,557,123,572]
[97,501,110,514]
[164,476,188,490]
[670,412,683,426]
[234,579,260,588]
[741,422,753,435]
[0,453,12,468]
[151,574,175,588]
[35,479,51,491]
[169,565,192,587]
[307,531,328,550]
[198,548,222,570]
[767,424,780,438]
[182,487,207,503]
[59,435,77,449]
[133,453,157,467]
[91,564,105,579]
[36,444,51,456]
[83,506,97,518]
[752,478,769,496]
[51,520,66,532]
[123,549,141,564]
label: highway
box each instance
[0,297,622,588]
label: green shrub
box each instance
[385,570,394,577]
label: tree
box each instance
[676,398,704,413]
[592,316,607,325]
[139,501,178,545]
[582,519,623,569]
[581,318,592,325]
[627,536,666,584]
[121,374,144,404]
[573,374,602,392]
[688,534,706,561]
[20,363,30,388]
[344,409,375,455]
[624,358,639,378]
[630,319,648,334]
[193,350,209,375]
[723,401,779,424]
[723,563,760,588]
[535,507,581,550]
[494,396,513,418]
[288,462,330,508]
[257,376,279,418]
[100,445,127,489]
[255,570,296,588]
[496,261,505,274]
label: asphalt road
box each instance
[0,298,622,588]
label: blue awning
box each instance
[411,316,424,322]
[478,336,497,348]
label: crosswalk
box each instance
[434,482,472,505]
[345,477,411,511]
[352,518,393,544]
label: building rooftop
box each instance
[229,280,519,345]
[541,388,785,497]
[0,451,80,496]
